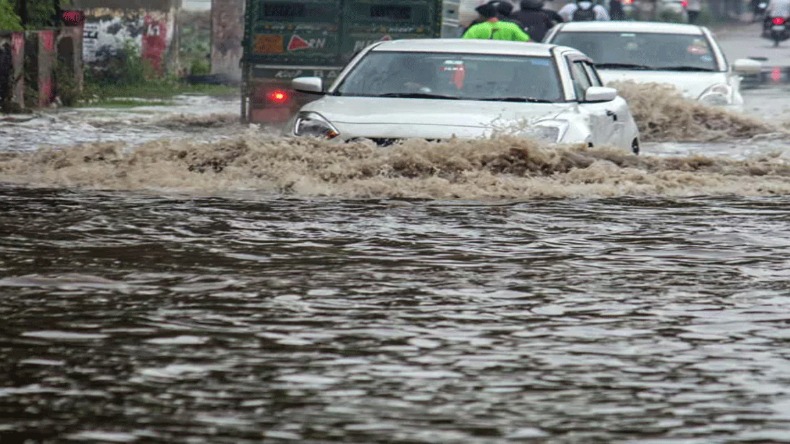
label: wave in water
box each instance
[2,133,790,199]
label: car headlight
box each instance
[698,84,732,106]
[293,112,340,139]
[523,120,569,143]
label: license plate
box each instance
[772,25,786,31]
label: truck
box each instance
[240,0,479,124]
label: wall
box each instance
[210,0,244,82]
[74,0,180,74]
[0,29,81,111]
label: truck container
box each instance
[241,0,474,124]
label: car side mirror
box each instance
[584,86,618,102]
[292,77,324,94]
[732,58,762,75]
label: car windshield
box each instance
[334,51,563,102]
[550,31,720,71]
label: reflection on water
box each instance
[2,186,790,442]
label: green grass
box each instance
[78,82,240,108]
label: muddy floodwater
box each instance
[2,87,790,443]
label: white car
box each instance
[287,39,641,154]
[543,21,762,109]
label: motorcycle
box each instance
[763,16,790,47]
[752,0,768,22]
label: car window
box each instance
[550,31,719,71]
[569,60,592,100]
[334,51,564,102]
[582,62,603,87]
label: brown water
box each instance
[2,89,790,443]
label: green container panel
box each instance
[244,0,443,67]
[245,0,342,64]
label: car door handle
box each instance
[606,110,618,121]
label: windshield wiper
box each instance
[479,97,555,103]
[657,66,716,72]
[377,93,460,100]
[595,63,654,70]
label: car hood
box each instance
[300,96,571,139]
[599,69,729,100]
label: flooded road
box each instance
[2,86,790,443]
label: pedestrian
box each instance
[609,0,627,20]
[558,0,611,21]
[463,1,532,41]
[511,0,557,41]
[687,0,702,24]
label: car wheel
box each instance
[632,138,640,155]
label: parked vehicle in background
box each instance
[544,21,762,109]
[621,0,689,21]
[241,0,465,124]
[287,39,641,153]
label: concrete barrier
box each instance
[0,29,82,111]
[0,32,27,111]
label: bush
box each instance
[0,0,22,30]
[190,58,211,75]
[85,40,154,86]
[55,62,80,106]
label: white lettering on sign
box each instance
[274,70,304,79]
[352,36,392,52]
[288,35,328,51]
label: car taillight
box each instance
[623,0,633,4]
[681,0,688,7]
[773,17,786,25]
[267,89,290,105]
[771,67,782,82]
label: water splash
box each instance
[2,133,790,199]
[611,80,779,142]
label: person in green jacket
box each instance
[463,1,531,42]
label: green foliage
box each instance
[79,38,238,107]
[78,82,239,107]
[190,59,211,76]
[55,62,79,106]
[10,0,73,29]
[0,0,22,30]
[178,11,212,77]
[86,40,155,87]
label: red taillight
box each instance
[773,17,786,25]
[623,0,633,4]
[681,0,688,7]
[267,89,289,105]
[771,67,782,82]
